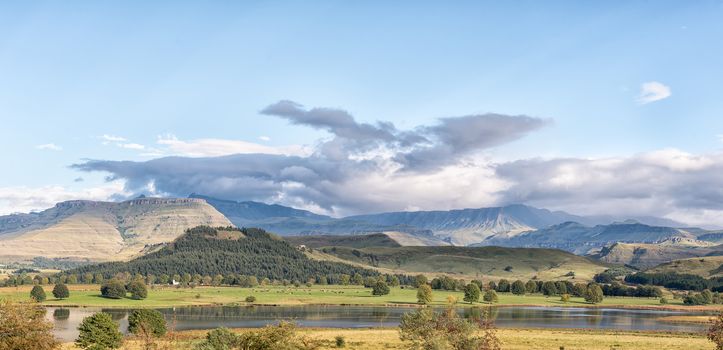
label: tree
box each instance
[483,290,498,304]
[30,285,46,302]
[525,280,538,294]
[128,309,167,337]
[52,283,70,299]
[496,279,510,293]
[127,280,148,300]
[100,279,126,299]
[372,281,390,296]
[0,300,60,350]
[708,311,723,350]
[417,285,433,304]
[573,283,587,297]
[352,273,364,285]
[541,281,558,296]
[464,283,481,304]
[584,284,604,304]
[76,312,123,350]
[339,274,350,286]
[389,275,400,287]
[511,280,526,295]
[560,293,570,303]
[413,274,428,288]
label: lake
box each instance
[47,305,710,342]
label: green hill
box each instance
[645,255,723,278]
[300,235,607,281]
[70,226,380,282]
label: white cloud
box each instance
[156,134,311,157]
[259,136,271,142]
[637,81,672,104]
[120,143,145,150]
[0,182,127,215]
[35,143,62,151]
[101,134,127,142]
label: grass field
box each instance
[0,284,715,310]
[58,327,715,350]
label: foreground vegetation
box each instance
[56,328,715,350]
[0,284,704,309]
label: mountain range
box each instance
[0,194,718,270]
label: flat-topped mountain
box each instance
[590,240,723,269]
[0,197,231,262]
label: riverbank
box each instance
[59,327,713,350]
[2,284,720,311]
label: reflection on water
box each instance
[46,305,710,342]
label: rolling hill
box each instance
[644,255,723,278]
[0,197,231,262]
[288,233,607,281]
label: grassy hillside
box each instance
[306,244,607,281]
[285,233,402,249]
[70,226,380,282]
[646,255,723,278]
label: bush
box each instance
[660,297,668,304]
[100,279,126,299]
[128,309,167,337]
[52,283,69,299]
[195,327,239,350]
[560,294,570,303]
[372,281,390,296]
[0,300,60,350]
[245,295,257,303]
[483,290,498,304]
[417,285,433,304]
[335,335,346,348]
[399,308,500,350]
[708,311,723,350]
[30,285,46,302]
[76,312,123,350]
[127,280,148,300]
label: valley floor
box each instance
[59,328,714,350]
[1,284,720,311]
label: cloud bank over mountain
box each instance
[70,101,723,227]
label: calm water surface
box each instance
[47,305,710,342]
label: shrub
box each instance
[128,309,167,337]
[417,285,433,304]
[560,294,570,303]
[127,280,148,300]
[195,327,239,350]
[0,300,60,350]
[30,285,46,302]
[100,279,126,299]
[709,311,723,350]
[660,297,668,304]
[245,295,257,303]
[76,312,123,350]
[372,281,390,296]
[399,308,500,350]
[52,283,70,299]
[335,335,346,348]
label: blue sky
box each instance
[2,1,723,224]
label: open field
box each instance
[0,284,717,310]
[59,327,714,350]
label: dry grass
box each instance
[59,327,714,350]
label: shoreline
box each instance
[40,300,723,312]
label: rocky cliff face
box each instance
[0,198,232,262]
